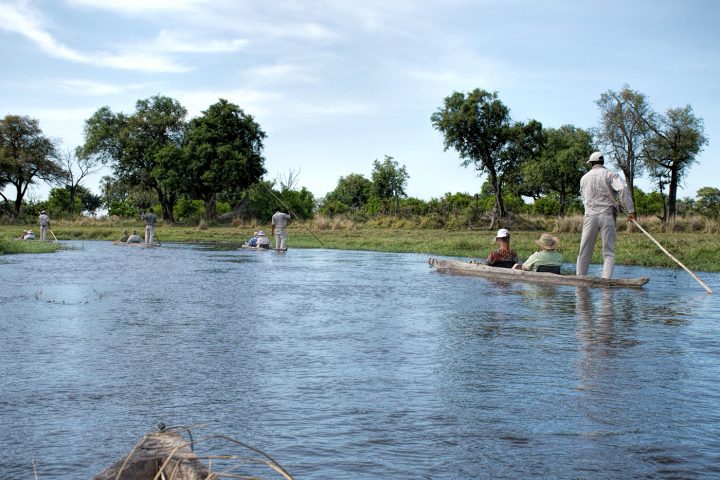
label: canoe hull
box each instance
[112,241,160,248]
[428,258,649,288]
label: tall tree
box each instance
[181,99,266,220]
[523,125,593,216]
[0,115,63,215]
[642,105,707,219]
[81,95,187,222]
[595,85,652,206]
[431,89,542,226]
[58,146,101,215]
[371,155,409,214]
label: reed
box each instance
[0,235,61,255]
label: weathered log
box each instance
[93,431,218,480]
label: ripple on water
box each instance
[1,243,720,479]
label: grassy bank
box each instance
[1,217,718,272]
[0,235,62,255]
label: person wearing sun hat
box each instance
[576,151,636,278]
[485,228,518,267]
[255,230,270,249]
[513,233,563,271]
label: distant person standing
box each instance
[271,207,292,250]
[141,207,158,244]
[38,210,50,241]
[576,152,636,279]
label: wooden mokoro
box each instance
[428,258,649,288]
[241,244,288,252]
[112,241,160,247]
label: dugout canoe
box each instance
[428,258,649,288]
[241,244,288,252]
[112,241,160,247]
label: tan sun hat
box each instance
[535,233,559,250]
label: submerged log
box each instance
[93,431,218,480]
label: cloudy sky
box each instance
[1,0,718,203]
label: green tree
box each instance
[642,105,708,219]
[325,173,373,211]
[371,155,409,214]
[431,89,542,226]
[0,115,63,215]
[181,99,267,220]
[99,175,156,218]
[81,95,187,222]
[694,187,720,219]
[595,85,652,206]
[523,125,593,216]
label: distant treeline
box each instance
[1,84,714,226]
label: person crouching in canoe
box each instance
[485,228,518,268]
[513,233,563,271]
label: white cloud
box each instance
[0,1,187,72]
[243,63,318,84]
[65,0,207,14]
[58,79,148,96]
[155,29,248,53]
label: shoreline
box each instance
[2,224,718,272]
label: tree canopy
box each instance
[643,105,707,219]
[595,85,651,206]
[522,125,593,216]
[180,99,267,219]
[0,115,63,215]
[81,95,187,222]
[431,88,542,226]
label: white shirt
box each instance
[272,211,291,231]
[580,165,635,216]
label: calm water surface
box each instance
[1,241,719,479]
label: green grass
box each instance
[0,235,61,255]
[1,221,718,272]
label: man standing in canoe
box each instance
[38,210,50,241]
[576,151,636,279]
[271,207,292,250]
[141,207,158,244]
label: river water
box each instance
[1,241,719,479]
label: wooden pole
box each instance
[258,181,324,247]
[49,229,58,242]
[631,219,712,294]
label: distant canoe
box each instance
[428,258,649,288]
[241,244,287,252]
[112,241,160,248]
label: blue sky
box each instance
[1,0,718,203]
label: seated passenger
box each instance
[246,232,258,247]
[127,230,142,243]
[255,230,270,249]
[485,228,518,268]
[513,233,563,272]
[23,230,36,240]
[118,230,129,242]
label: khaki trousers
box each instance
[145,225,155,244]
[576,214,616,278]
